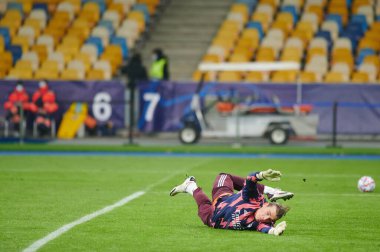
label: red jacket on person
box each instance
[29,85,58,114]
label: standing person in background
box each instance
[149,48,169,81]
[4,81,30,134]
[123,53,148,144]
[29,80,58,137]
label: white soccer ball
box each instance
[357,176,376,192]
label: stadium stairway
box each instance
[140,0,234,81]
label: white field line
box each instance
[23,160,209,252]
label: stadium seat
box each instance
[61,68,84,80]
[218,71,242,82]
[93,60,112,80]
[351,71,370,83]
[324,72,348,83]
[245,71,269,83]
[300,71,319,83]
[271,70,298,83]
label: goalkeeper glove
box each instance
[257,169,282,181]
[268,221,287,236]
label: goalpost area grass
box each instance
[1,146,380,251]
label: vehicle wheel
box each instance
[179,125,200,144]
[268,127,289,145]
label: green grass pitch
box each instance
[1,154,380,251]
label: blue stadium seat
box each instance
[0,27,11,47]
[133,4,150,23]
[341,33,358,52]
[326,14,343,33]
[32,3,48,15]
[7,2,24,16]
[356,48,375,65]
[346,22,365,40]
[111,37,129,59]
[236,0,257,14]
[86,36,103,56]
[281,5,298,22]
[8,45,22,64]
[246,21,264,40]
[98,20,114,35]
[350,14,368,32]
[315,30,333,51]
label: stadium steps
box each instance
[140,0,235,81]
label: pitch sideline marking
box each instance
[22,160,208,252]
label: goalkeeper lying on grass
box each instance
[170,169,293,235]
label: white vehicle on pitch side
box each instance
[179,93,319,145]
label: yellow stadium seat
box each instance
[14,60,34,72]
[60,69,84,80]
[12,36,30,53]
[271,70,299,83]
[57,44,79,63]
[256,47,276,61]
[73,53,92,72]
[202,54,221,63]
[276,12,294,27]
[63,0,82,14]
[87,69,106,80]
[24,18,42,36]
[363,55,380,69]
[80,2,101,25]
[251,12,271,32]
[0,52,13,68]
[0,36,4,53]
[128,11,146,32]
[8,68,33,80]
[245,72,268,83]
[271,21,292,36]
[231,3,249,19]
[351,72,370,83]
[291,30,311,46]
[32,44,48,62]
[260,0,277,9]
[34,68,60,80]
[236,36,259,51]
[108,2,125,18]
[324,72,348,83]
[192,71,216,82]
[358,38,380,52]
[229,53,249,62]
[41,60,60,72]
[307,47,327,62]
[307,5,324,23]
[218,71,242,82]
[0,68,7,78]
[281,47,302,62]
[299,71,318,83]
[233,46,254,59]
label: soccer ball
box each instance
[357,176,376,192]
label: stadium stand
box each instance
[194,0,380,83]
[0,0,162,80]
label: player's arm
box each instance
[243,169,282,201]
[250,221,287,235]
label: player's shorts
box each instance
[211,173,234,206]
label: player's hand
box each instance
[258,169,282,181]
[269,221,287,236]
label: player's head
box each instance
[255,202,289,223]
[15,81,24,92]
